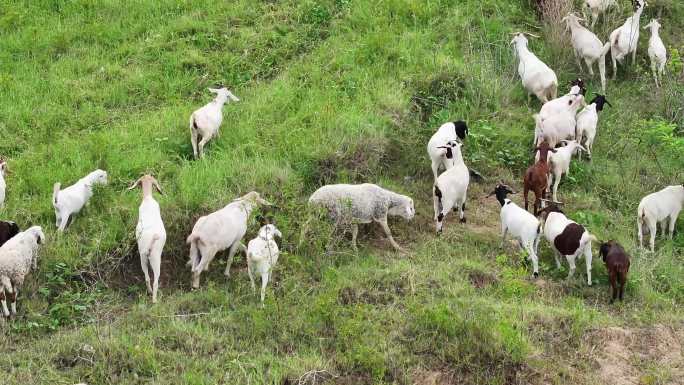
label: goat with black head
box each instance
[576,93,612,159]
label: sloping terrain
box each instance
[0,0,683,384]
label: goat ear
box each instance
[127,177,142,191]
[153,179,163,195]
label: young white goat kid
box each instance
[637,185,684,252]
[426,121,468,180]
[0,226,44,318]
[189,87,240,159]
[584,0,617,27]
[246,222,282,305]
[576,94,611,159]
[488,184,542,277]
[433,141,469,233]
[546,140,587,202]
[511,33,558,104]
[128,175,166,304]
[643,19,667,88]
[610,0,647,79]
[53,169,108,231]
[187,191,271,289]
[563,14,611,92]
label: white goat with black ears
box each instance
[433,140,469,233]
[189,87,240,159]
[638,185,684,252]
[510,33,558,104]
[187,191,272,289]
[53,169,108,231]
[576,94,612,159]
[609,0,647,79]
[643,19,667,88]
[246,217,282,305]
[488,184,542,278]
[128,175,166,304]
[0,226,45,318]
[427,121,468,180]
[562,13,611,92]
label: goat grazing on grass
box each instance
[599,240,630,303]
[637,184,684,252]
[524,142,556,214]
[53,169,108,232]
[189,87,240,159]
[0,226,44,318]
[187,191,271,289]
[128,175,166,304]
[308,183,414,251]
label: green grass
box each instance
[1,0,683,384]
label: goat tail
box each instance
[187,236,203,272]
[587,233,598,245]
[52,182,61,206]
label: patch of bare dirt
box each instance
[588,324,684,385]
[412,369,458,385]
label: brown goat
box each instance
[523,142,556,214]
[599,241,630,303]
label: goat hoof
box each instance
[459,218,467,224]
[533,272,539,278]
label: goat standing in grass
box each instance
[53,169,108,232]
[524,142,556,214]
[189,87,240,159]
[246,219,282,306]
[128,175,166,304]
[637,185,684,252]
[599,240,630,303]
[643,19,667,88]
[510,33,558,104]
[562,13,611,92]
[187,191,271,289]
[609,0,647,79]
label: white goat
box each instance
[576,94,612,159]
[0,159,6,208]
[189,87,240,159]
[511,33,558,104]
[426,121,468,180]
[53,169,108,232]
[546,140,587,202]
[128,175,166,304]
[610,0,647,79]
[0,226,44,318]
[488,184,542,277]
[643,19,667,88]
[539,204,596,285]
[563,13,612,92]
[246,223,282,305]
[308,183,415,251]
[433,141,469,233]
[637,185,684,252]
[187,191,271,289]
[584,0,617,27]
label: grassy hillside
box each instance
[1,0,683,384]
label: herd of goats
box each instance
[0,0,681,323]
